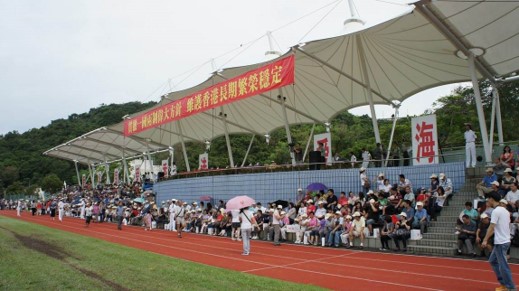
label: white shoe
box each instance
[237,238,241,241]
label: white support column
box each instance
[89,164,96,189]
[104,161,111,185]
[488,88,497,153]
[122,154,130,185]
[221,110,235,168]
[302,123,316,162]
[74,161,81,187]
[356,35,381,144]
[468,54,491,164]
[241,135,255,167]
[177,121,191,172]
[169,146,175,171]
[279,93,296,166]
[385,105,400,167]
[493,86,504,146]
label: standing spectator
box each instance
[85,202,93,227]
[16,200,22,217]
[239,207,256,256]
[482,192,516,291]
[349,151,357,168]
[50,199,57,220]
[360,168,370,194]
[456,214,477,257]
[373,143,385,167]
[477,168,497,199]
[464,123,477,168]
[58,199,65,222]
[116,201,124,230]
[231,209,241,241]
[361,148,371,168]
[272,205,283,246]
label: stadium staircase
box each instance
[407,168,484,256]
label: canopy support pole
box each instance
[169,146,175,172]
[279,93,296,166]
[493,86,504,146]
[221,110,235,168]
[357,34,381,144]
[145,144,154,181]
[488,88,497,154]
[303,123,316,162]
[385,105,399,167]
[468,54,491,165]
[241,135,255,167]
[122,153,130,185]
[74,161,81,187]
[89,164,96,189]
[177,121,190,172]
[104,159,111,185]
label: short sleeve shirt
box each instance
[490,206,511,245]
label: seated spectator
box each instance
[497,145,515,169]
[500,169,516,197]
[379,215,394,251]
[456,214,477,257]
[476,168,498,199]
[412,201,428,234]
[327,211,343,247]
[401,200,415,224]
[505,182,519,213]
[364,199,380,236]
[326,189,338,211]
[475,213,493,257]
[315,201,327,218]
[458,201,479,225]
[348,211,365,249]
[340,215,353,247]
[430,186,447,221]
[376,173,386,192]
[439,173,453,199]
[403,186,415,206]
[429,174,439,193]
[381,179,392,194]
[337,192,348,209]
[391,212,411,252]
[397,174,413,195]
[304,211,319,245]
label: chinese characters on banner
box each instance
[313,133,333,165]
[412,115,439,165]
[124,55,295,136]
[135,166,141,183]
[162,159,169,178]
[199,153,209,170]
[114,168,119,185]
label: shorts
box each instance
[86,216,92,224]
[175,217,185,225]
[352,230,361,237]
[232,222,240,228]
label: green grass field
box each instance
[0,216,324,291]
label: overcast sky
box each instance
[0,0,463,135]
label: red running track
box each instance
[3,210,519,291]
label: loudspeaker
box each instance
[309,151,321,170]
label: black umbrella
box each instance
[271,200,289,208]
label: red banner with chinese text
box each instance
[124,55,295,136]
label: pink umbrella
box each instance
[225,195,256,211]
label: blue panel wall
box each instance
[155,162,466,205]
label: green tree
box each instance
[41,174,63,194]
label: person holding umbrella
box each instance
[226,195,258,255]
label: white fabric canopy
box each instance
[44,0,519,165]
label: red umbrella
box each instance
[225,195,255,211]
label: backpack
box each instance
[512,233,519,247]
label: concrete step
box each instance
[407,244,458,256]
[427,226,457,234]
[410,239,457,248]
[422,232,457,240]
[429,221,457,228]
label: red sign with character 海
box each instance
[412,115,439,165]
[124,55,295,136]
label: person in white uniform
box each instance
[58,199,65,222]
[464,123,477,168]
[168,200,177,231]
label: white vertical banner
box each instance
[313,132,333,165]
[97,171,103,184]
[114,168,119,185]
[412,114,439,165]
[135,166,141,183]
[199,153,209,170]
[162,159,169,178]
